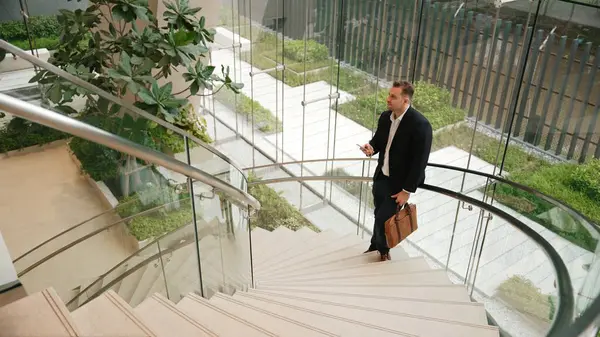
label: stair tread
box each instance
[258,284,472,302]
[260,257,431,282]
[254,229,338,267]
[71,290,156,337]
[209,293,336,337]
[248,288,488,325]
[258,269,453,286]
[134,293,217,337]
[0,288,80,337]
[258,244,410,278]
[177,293,275,337]
[223,293,414,337]
[233,291,499,337]
[256,233,365,275]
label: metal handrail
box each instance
[0,93,260,210]
[0,40,247,181]
[245,158,600,233]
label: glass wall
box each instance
[208,0,599,336]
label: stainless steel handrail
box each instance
[245,158,600,234]
[0,40,247,180]
[0,93,260,210]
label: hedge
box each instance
[0,117,68,153]
[0,16,61,41]
[215,89,281,133]
[336,81,466,131]
[248,173,320,232]
[117,185,193,241]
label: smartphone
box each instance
[357,143,364,150]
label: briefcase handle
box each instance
[395,203,414,230]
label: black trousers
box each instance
[368,176,399,255]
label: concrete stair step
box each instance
[258,244,411,279]
[261,233,364,271]
[209,293,336,337]
[261,257,432,282]
[233,291,499,337]
[0,288,80,337]
[254,229,339,270]
[248,288,488,325]
[176,293,275,337]
[258,269,453,287]
[256,231,358,274]
[251,226,298,262]
[128,260,164,307]
[71,290,156,336]
[257,284,472,302]
[134,293,217,337]
[228,292,414,337]
[117,265,148,304]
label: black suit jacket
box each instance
[368,107,433,194]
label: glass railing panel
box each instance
[190,177,251,298]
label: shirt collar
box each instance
[390,105,410,122]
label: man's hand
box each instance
[391,190,410,205]
[361,143,374,157]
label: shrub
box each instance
[337,81,466,131]
[248,173,320,232]
[0,117,68,153]
[9,37,60,51]
[215,89,281,133]
[283,40,329,63]
[127,204,193,241]
[326,168,374,208]
[117,184,192,241]
[569,159,600,202]
[0,16,61,41]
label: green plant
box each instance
[337,81,466,131]
[215,88,281,133]
[127,202,193,241]
[0,117,68,153]
[247,172,319,232]
[0,15,61,41]
[325,168,374,208]
[29,0,243,192]
[282,39,329,63]
[8,37,60,51]
[569,159,600,202]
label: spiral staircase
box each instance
[0,225,502,337]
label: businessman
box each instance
[360,81,432,261]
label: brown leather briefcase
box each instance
[384,203,418,249]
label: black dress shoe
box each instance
[380,252,391,261]
[364,247,377,254]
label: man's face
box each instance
[387,86,408,111]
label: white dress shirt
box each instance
[382,106,409,177]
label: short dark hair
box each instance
[392,81,414,99]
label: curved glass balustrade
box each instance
[245,158,600,337]
[0,92,256,316]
